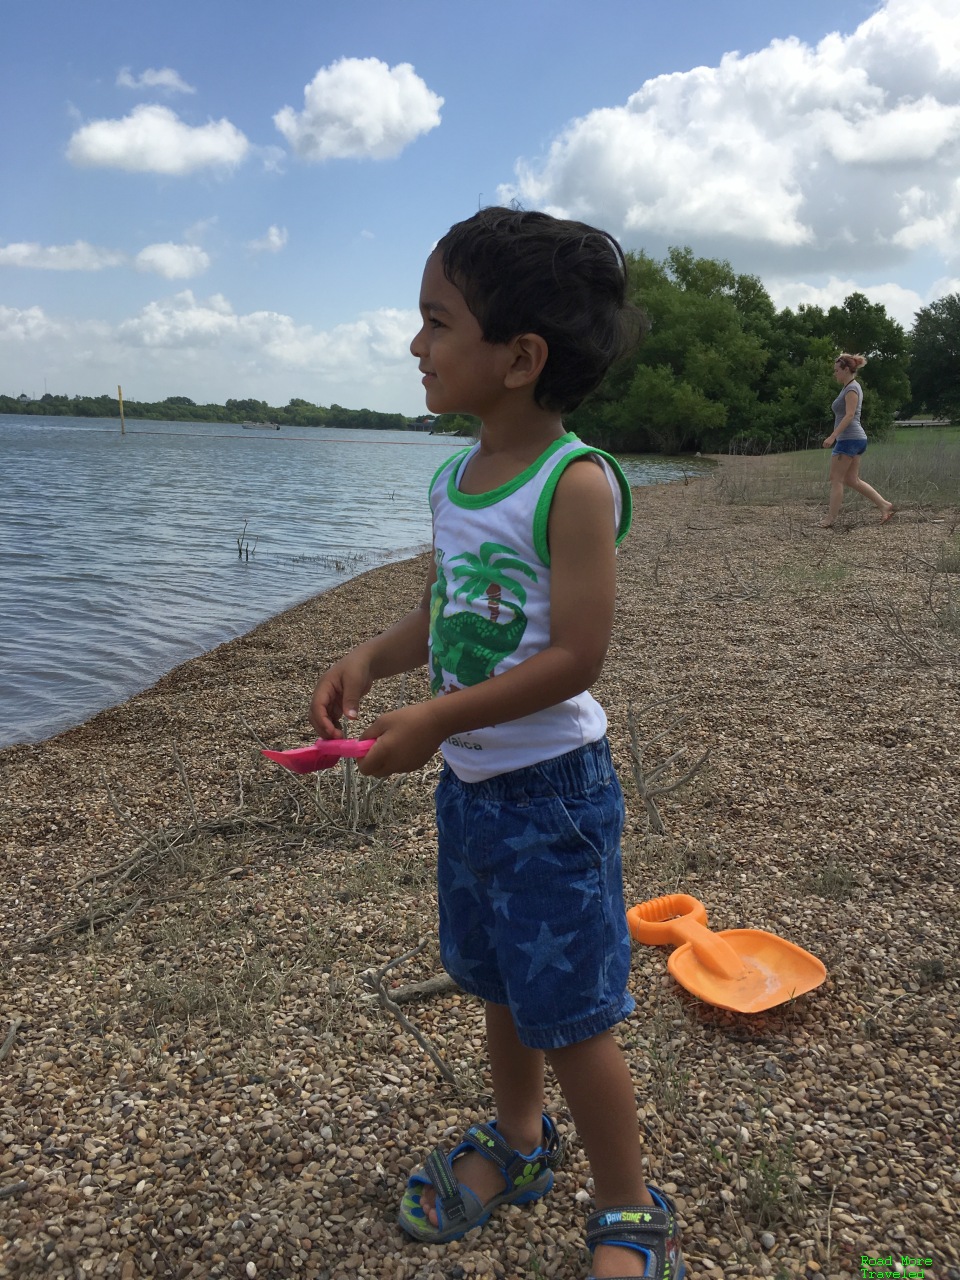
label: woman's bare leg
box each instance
[845,457,894,516]
[820,454,855,526]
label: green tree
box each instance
[824,293,909,435]
[908,294,960,420]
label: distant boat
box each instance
[241,421,281,430]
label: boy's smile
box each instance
[410,252,514,418]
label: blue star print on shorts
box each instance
[435,738,635,1050]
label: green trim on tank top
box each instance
[438,431,579,509]
[427,446,472,502]
[532,447,633,566]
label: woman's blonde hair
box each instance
[835,352,867,373]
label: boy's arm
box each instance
[309,562,436,738]
[359,460,618,774]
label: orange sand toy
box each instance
[627,894,826,1014]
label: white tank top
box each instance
[428,432,632,782]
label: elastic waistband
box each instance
[441,737,615,801]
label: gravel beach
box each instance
[2,466,958,1280]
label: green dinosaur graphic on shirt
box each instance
[430,542,538,692]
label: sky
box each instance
[2,0,959,416]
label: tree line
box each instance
[566,247,949,454]
[0,392,417,433]
[4,247,957,453]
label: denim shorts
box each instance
[832,438,867,457]
[435,738,635,1050]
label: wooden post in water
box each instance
[118,384,126,435]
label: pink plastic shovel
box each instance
[261,737,376,774]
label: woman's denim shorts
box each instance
[832,438,867,457]
[435,738,635,1050]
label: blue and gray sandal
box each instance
[398,1112,564,1243]
[586,1188,686,1279]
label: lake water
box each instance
[0,416,711,747]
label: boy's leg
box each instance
[549,1030,653,1279]
[421,1001,546,1227]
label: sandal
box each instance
[398,1112,564,1243]
[586,1188,685,1279]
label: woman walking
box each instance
[820,353,895,528]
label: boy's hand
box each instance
[310,656,373,738]
[358,704,444,777]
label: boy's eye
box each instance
[429,317,444,329]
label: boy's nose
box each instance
[410,326,425,358]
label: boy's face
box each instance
[410,253,513,418]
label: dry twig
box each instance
[628,697,710,835]
[364,941,457,1084]
[0,1018,22,1063]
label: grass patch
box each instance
[936,535,960,574]
[739,1136,806,1229]
[715,427,960,512]
[779,559,850,590]
[806,860,858,901]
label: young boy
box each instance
[310,208,685,1280]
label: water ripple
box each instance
[0,417,712,745]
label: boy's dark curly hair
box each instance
[435,206,637,413]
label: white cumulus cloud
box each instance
[499,0,960,276]
[0,305,71,342]
[116,67,196,94]
[766,276,927,328]
[135,243,211,279]
[274,57,443,161]
[0,240,126,271]
[67,104,249,175]
[117,292,418,370]
[248,225,289,253]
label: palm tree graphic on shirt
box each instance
[450,542,538,621]
[430,542,539,691]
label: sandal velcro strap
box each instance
[586,1196,683,1280]
[398,1112,564,1246]
[462,1115,564,1184]
[423,1147,469,1226]
[461,1122,525,1175]
[586,1202,674,1245]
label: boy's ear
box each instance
[503,333,548,391]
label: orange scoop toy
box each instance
[627,894,826,1014]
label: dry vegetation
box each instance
[1,463,958,1280]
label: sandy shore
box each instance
[1,469,958,1279]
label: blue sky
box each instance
[2,0,958,415]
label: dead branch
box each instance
[76,814,285,889]
[388,974,459,1004]
[628,698,710,835]
[364,942,457,1084]
[864,588,958,667]
[0,1018,23,1063]
[37,896,145,945]
[171,746,199,828]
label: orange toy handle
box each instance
[628,894,747,981]
[628,894,707,944]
